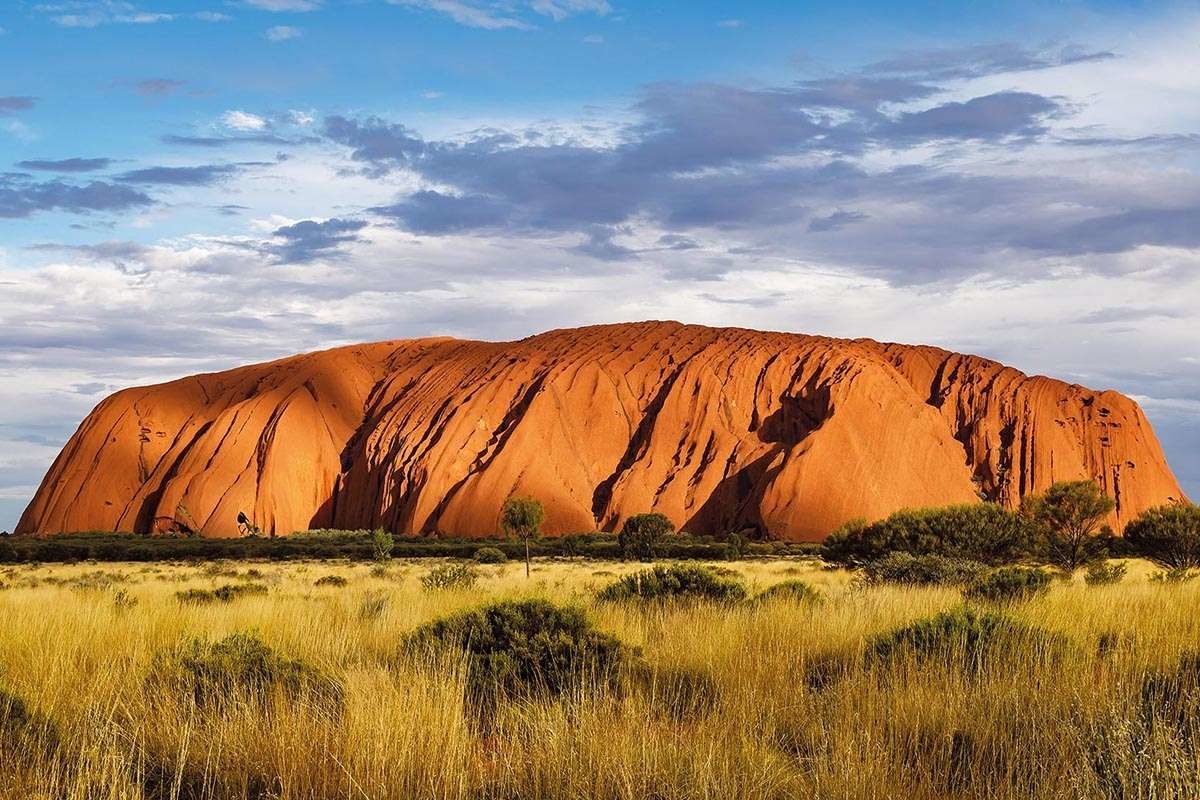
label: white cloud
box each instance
[266,24,301,40]
[244,0,321,10]
[221,110,269,131]
[195,11,232,22]
[582,34,603,44]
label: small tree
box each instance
[1124,503,1200,569]
[371,528,394,561]
[1021,480,1115,572]
[619,512,674,561]
[500,496,544,578]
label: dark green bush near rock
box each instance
[596,564,747,604]
[1125,503,1200,569]
[314,574,349,588]
[1084,561,1128,586]
[862,553,988,587]
[618,512,675,561]
[406,599,629,701]
[822,504,1036,566]
[868,606,1064,671]
[964,567,1051,603]
[155,632,342,710]
[756,579,823,604]
[473,546,507,564]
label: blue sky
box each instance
[2,0,1199,531]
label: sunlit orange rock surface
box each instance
[17,322,1187,540]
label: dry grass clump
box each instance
[0,557,1198,798]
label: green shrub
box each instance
[868,606,1063,670]
[1125,504,1200,569]
[175,582,269,604]
[821,504,1035,566]
[406,599,629,701]
[314,574,349,588]
[596,565,747,603]
[371,528,394,561]
[1084,561,1127,586]
[756,579,823,604]
[862,552,987,586]
[964,566,1051,603]
[618,512,674,561]
[1151,567,1197,584]
[155,632,342,709]
[473,546,507,564]
[420,562,478,591]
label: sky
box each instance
[1,0,1198,532]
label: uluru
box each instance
[16,322,1186,541]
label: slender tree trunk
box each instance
[524,536,531,578]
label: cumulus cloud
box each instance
[222,110,270,131]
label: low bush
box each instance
[420,562,478,591]
[406,599,630,701]
[154,632,342,710]
[868,606,1063,670]
[1084,561,1128,586]
[175,582,269,605]
[596,565,747,604]
[964,567,1051,603]
[314,574,349,588]
[756,579,823,604]
[861,552,988,587]
[473,546,507,564]
[1125,503,1200,569]
[821,504,1036,566]
[1151,567,1197,584]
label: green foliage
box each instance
[1084,561,1128,586]
[1151,567,1197,584]
[314,574,349,588]
[596,564,748,604]
[821,504,1036,566]
[473,546,508,564]
[1021,480,1116,571]
[756,579,823,604]
[1124,503,1200,569]
[499,496,545,540]
[420,562,478,591]
[157,632,342,709]
[964,566,1051,603]
[371,528,394,561]
[175,582,268,604]
[862,552,988,586]
[618,512,675,561]
[868,605,1062,669]
[406,599,630,701]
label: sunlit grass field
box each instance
[1,557,1198,799]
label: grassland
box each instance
[1,557,1198,799]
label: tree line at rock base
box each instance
[2,481,1196,571]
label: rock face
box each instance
[17,322,1187,540]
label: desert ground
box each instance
[1,556,1198,800]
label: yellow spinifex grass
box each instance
[0,557,1198,799]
